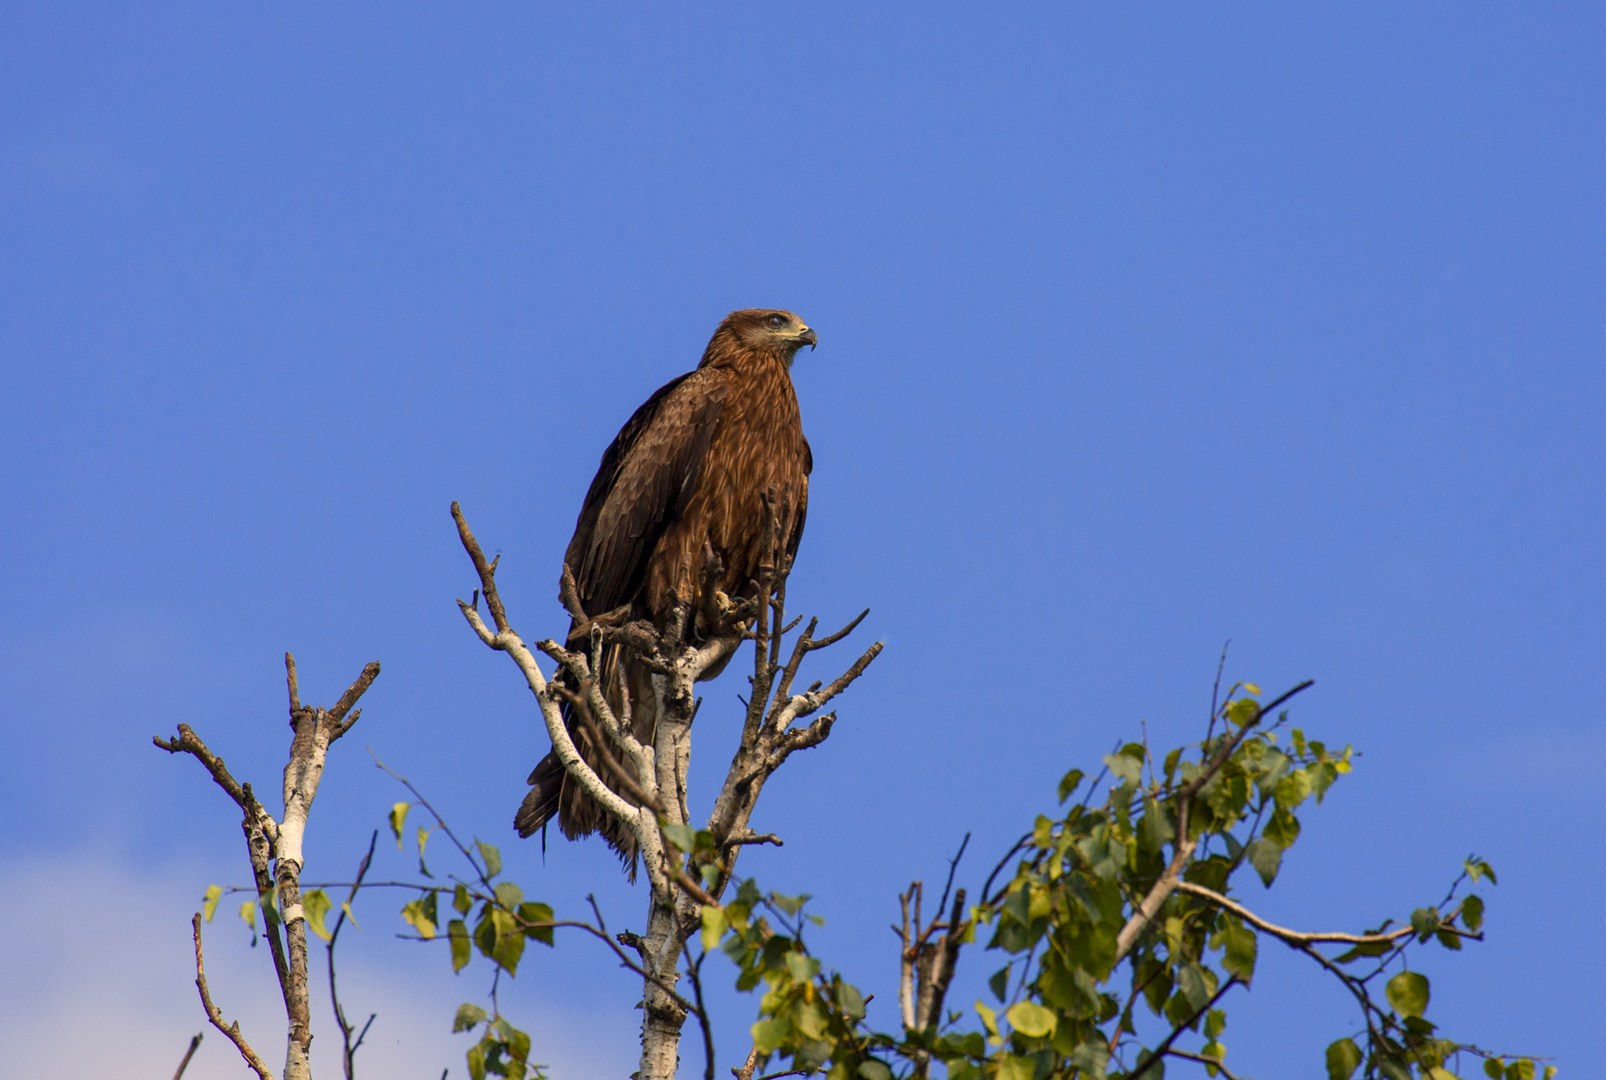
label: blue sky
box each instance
[2,3,1602,1077]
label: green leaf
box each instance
[303,889,333,942]
[239,899,256,931]
[1175,964,1211,1010]
[494,882,524,911]
[989,966,1011,1003]
[1059,768,1086,803]
[390,802,410,849]
[1226,698,1259,728]
[453,1002,488,1032]
[1220,918,1258,983]
[701,905,728,950]
[660,821,698,853]
[1386,970,1430,1018]
[1244,839,1282,887]
[1262,806,1301,849]
[1141,797,1174,850]
[1465,856,1497,885]
[1461,894,1485,933]
[1203,1009,1226,1039]
[1163,747,1183,782]
[836,980,867,1020]
[449,919,471,973]
[858,1062,893,1080]
[751,1016,791,1052]
[1505,1060,1536,1080]
[518,902,554,945]
[475,840,502,879]
[202,885,223,923]
[1326,1037,1362,1080]
[401,898,437,940]
[993,1054,1029,1080]
[1006,1001,1057,1038]
[770,892,807,917]
[1103,753,1143,786]
[1332,938,1392,964]
[1484,1060,1504,1079]
[1070,1040,1111,1080]
[1411,908,1439,940]
[784,951,820,983]
[454,883,472,916]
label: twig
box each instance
[330,830,379,1080]
[452,501,510,634]
[932,833,970,932]
[193,914,275,1080]
[371,754,498,888]
[721,831,783,852]
[171,1032,203,1080]
[980,832,1032,906]
[685,943,717,1080]
[1167,1047,1244,1080]
[1128,975,1241,1080]
[1204,641,1231,746]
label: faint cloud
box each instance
[0,850,626,1079]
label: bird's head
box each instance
[720,309,818,365]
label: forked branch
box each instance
[193,914,275,1080]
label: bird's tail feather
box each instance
[512,643,648,875]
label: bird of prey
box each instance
[516,309,816,864]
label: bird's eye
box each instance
[767,314,785,328]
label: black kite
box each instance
[516,309,817,863]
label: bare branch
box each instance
[1115,833,1197,965]
[808,608,870,652]
[734,1045,763,1080]
[452,501,509,634]
[171,1032,203,1080]
[1128,976,1241,1080]
[286,653,302,715]
[1167,1048,1244,1080]
[193,914,276,1080]
[1175,881,1480,947]
[330,831,379,1080]
[685,943,717,1080]
[720,831,783,852]
[558,562,588,624]
[327,661,382,736]
[152,725,261,827]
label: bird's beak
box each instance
[797,326,817,350]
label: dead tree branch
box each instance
[329,831,379,1080]
[171,1032,204,1080]
[161,656,381,1080]
[194,913,276,1080]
